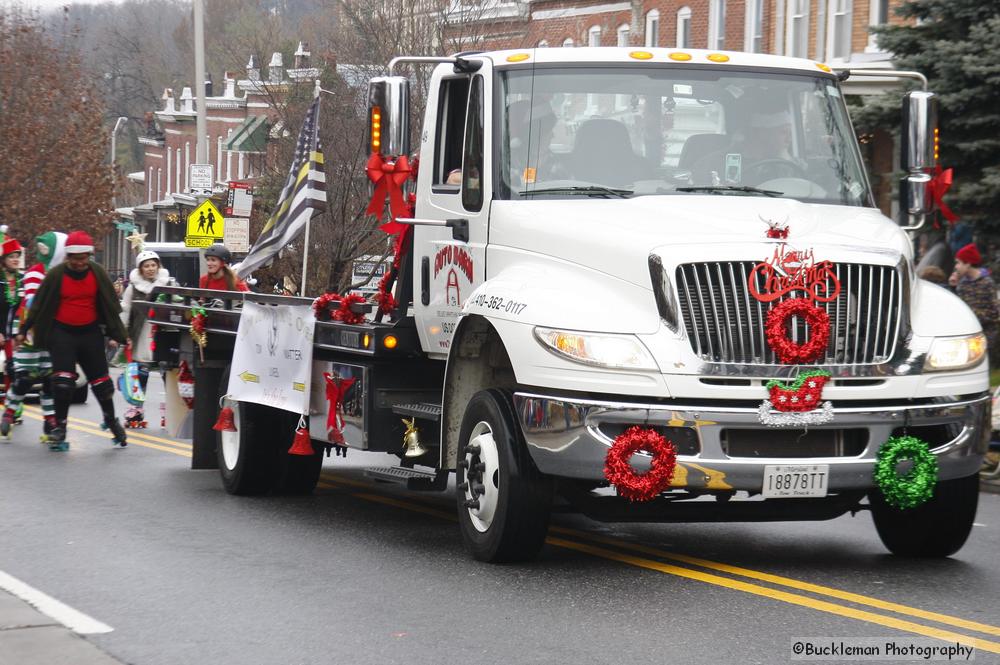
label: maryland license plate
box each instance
[762,464,829,498]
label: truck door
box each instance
[413,63,491,358]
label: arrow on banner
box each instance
[239,371,260,383]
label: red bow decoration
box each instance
[324,372,356,445]
[928,166,958,223]
[366,152,413,229]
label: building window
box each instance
[677,7,692,48]
[745,0,764,52]
[786,0,809,58]
[708,0,726,49]
[588,25,601,47]
[827,0,851,60]
[563,37,574,47]
[645,10,660,47]
[867,0,889,51]
[156,168,162,201]
[166,147,172,194]
[538,39,549,47]
[617,23,630,47]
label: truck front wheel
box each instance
[456,389,553,563]
[869,473,979,557]
[216,365,274,495]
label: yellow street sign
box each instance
[185,199,225,248]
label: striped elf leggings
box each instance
[5,343,55,418]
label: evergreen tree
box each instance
[861,1,1000,230]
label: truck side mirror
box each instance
[898,91,938,229]
[368,76,410,157]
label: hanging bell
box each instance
[288,425,315,456]
[212,406,237,432]
[401,417,429,458]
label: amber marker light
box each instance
[370,106,382,152]
[362,333,371,348]
[669,52,692,61]
[383,335,398,350]
[507,53,530,62]
[815,62,832,73]
[629,51,654,60]
[934,127,940,162]
[706,53,729,63]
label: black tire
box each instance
[216,365,277,495]
[456,389,553,563]
[870,473,979,557]
[273,411,324,495]
[72,385,88,404]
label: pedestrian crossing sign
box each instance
[185,200,226,248]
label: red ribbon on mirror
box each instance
[928,166,958,223]
[366,153,413,224]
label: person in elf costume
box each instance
[0,238,25,425]
[19,231,129,451]
[2,232,67,439]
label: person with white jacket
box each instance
[119,250,176,428]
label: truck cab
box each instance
[381,48,988,560]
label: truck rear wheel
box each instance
[870,473,979,557]
[216,365,274,495]
[456,389,553,563]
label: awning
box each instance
[223,115,270,153]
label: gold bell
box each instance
[401,417,429,458]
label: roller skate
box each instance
[0,408,14,440]
[47,424,69,452]
[13,403,22,425]
[124,406,147,429]
[39,415,57,444]
[101,416,128,448]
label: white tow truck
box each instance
[151,47,989,563]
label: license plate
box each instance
[762,464,829,498]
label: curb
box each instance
[0,591,124,665]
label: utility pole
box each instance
[110,116,128,272]
[194,0,208,164]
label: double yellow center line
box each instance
[25,406,1000,653]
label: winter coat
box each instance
[120,267,177,341]
[21,261,127,348]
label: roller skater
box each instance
[0,237,23,441]
[18,231,129,450]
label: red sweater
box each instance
[55,270,98,326]
[200,273,249,292]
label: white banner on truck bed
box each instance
[227,301,316,414]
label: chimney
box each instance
[294,41,310,68]
[247,54,260,81]
[145,111,156,135]
[161,88,176,113]
[204,73,213,97]
[223,71,236,97]
[268,51,283,84]
[180,86,194,113]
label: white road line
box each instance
[0,570,113,634]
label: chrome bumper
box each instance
[512,392,990,491]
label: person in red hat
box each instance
[949,242,999,361]
[0,237,24,424]
[17,230,129,450]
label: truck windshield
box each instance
[497,66,872,206]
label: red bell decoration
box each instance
[212,406,237,432]
[288,416,314,456]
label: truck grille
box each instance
[675,261,904,365]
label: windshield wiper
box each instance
[522,185,633,199]
[676,185,782,197]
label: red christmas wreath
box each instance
[604,427,678,502]
[312,292,342,321]
[765,298,830,364]
[334,293,368,325]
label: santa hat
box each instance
[65,230,95,254]
[1,238,22,257]
[955,243,982,266]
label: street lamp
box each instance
[110,116,128,273]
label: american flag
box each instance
[236,95,326,278]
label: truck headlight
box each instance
[534,327,658,371]
[924,333,987,371]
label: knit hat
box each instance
[955,243,982,266]
[1,238,22,257]
[34,231,68,270]
[65,230,95,254]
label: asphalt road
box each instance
[1,374,998,665]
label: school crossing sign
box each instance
[185,199,226,248]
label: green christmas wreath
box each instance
[873,436,938,510]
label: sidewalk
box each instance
[0,591,124,665]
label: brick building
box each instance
[114,43,319,275]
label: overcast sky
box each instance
[3,0,122,11]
